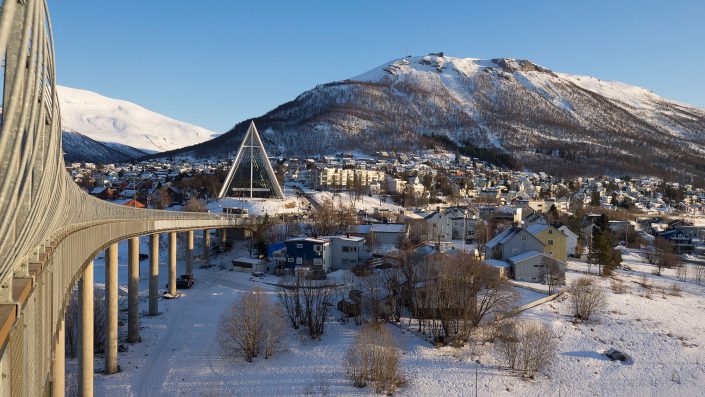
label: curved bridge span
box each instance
[0,1,250,395]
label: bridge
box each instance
[0,1,255,395]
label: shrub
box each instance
[499,320,557,377]
[610,279,628,294]
[568,277,607,322]
[668,283,682,297]
[344,324,404,394]
[218,289,285,362]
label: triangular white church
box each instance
[217,121,284,199]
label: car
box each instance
[176,274,194,289]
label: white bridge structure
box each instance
[0,1,255,395]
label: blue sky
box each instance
[50,0,705,132]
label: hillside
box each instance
[61,129,147,163]
[156,55,705,182]
[57,85,219,153]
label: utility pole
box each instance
[475,359,480,397]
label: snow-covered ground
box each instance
[77,241,705,396]
[309,191,404,213]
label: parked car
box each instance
[176,274,194,289]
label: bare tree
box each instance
[356,272,389,322]
[652,238,678,276]
[182,197,208,212]
[278,274,303,329]
[344,323,404,394]
[300,279,338,338]
[499,320,557,378]
[64,287,107,356]
[540,258,565,295]
[218,289,285,361]
[412,253,517,345]
[694,264,705,285]
[676,264,688,282]
[568,277,607,322]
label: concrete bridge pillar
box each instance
[78,260,94,396]
[149,233,159,315]
[220,228,228,252]
[127,236,140,343]
[51,317,65,396]
[168,232,177,295]
[186,230,194,275]
[105,243,118,375]
[202,229,210,265]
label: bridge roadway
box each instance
[0,1,255,395]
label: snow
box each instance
[309,191,404,213]
[57,85,219,153]
[207,188,304,216]
[77,237,705,396]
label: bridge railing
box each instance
[0,1,250,395]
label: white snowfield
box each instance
[57,85,219,153]
[353,55,705,145]
[79,239,705,396]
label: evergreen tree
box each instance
[588,214,615,276]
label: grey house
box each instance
[484,227,544,261]
[508,250,566,283]
[326,235,370,270]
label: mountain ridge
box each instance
[147,55,703,182]
[57,85,219,153]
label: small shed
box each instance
[231,257,267,273]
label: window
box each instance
[296,243,303,249]
[521,235,527,241]
[296,257,302,265]
[288,258,294,263]
[548,240,554,246]
[314,245,322,252]
[548,229,553,235]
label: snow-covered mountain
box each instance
[57,85,219,153]
[62,129,148,163]
[159,54,705,182]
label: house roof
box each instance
[485,227,517,249]
[526,223,550,235]
[484,259,511,269]
[507,250,544,263]
[286,237,329,244]
[348,225,372,234]
[370,224,407,233]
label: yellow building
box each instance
[527,224,567,262]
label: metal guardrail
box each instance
[0,1,251,394]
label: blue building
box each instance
[284,237,331,273]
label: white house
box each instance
[559,225,579,257]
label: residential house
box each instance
[526,224,568,262]
[284,237,331,274]
[424,206,478,242]
[325,235,370,270]
[558,225,579,257]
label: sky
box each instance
[50,0,705,133]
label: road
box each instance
[122,267,277,396]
